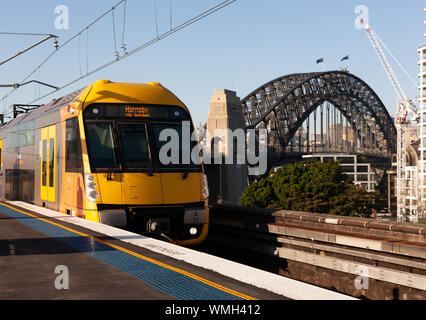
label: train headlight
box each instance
[86,174,99,202]
[87,182,97,189]
[189,227,197,236]
[201,173,209,200]
[88,190,99,200]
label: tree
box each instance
[238,177,277,208]
[239,160,376,217]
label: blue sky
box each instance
[0,0,424,125]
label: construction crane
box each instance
[361,19,419,222]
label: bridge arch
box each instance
[241,71,397,159]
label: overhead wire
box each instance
[78,33,82,77]
[121,0,127,53]
[2,0,236,117]
[170,0,173,30]
[154,0,160,38]
[0,0,126,107]
[0,32,56,36]
[111,6,119,58]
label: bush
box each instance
[239,177,277,208]
[239,160,376,217]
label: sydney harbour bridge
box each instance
[240,71,397,169]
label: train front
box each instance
[79,80,209,246]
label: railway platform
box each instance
[0,201,354,300]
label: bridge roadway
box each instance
[0,201,354,300]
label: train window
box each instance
[5,129,18,150]
[5,120,35,149]
[117,124,150,169]
[152,122,200,169]
[49,138,55,187]
[42,140,47,186]
[65,118,83,173]
[85,122,119,169]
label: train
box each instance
[0,80,209,246]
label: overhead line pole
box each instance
[0,80,58,90]
[0,0,125,105]
[0,34,58,67]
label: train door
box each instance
[41,125,56,203]
[63,118,85,216]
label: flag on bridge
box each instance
[341,55,349,62]
[316,57,324,64]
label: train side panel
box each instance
[0,107,64,212]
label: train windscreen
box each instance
[117,123,150,169]
[152,122,200,169]
[85,122,120,170]
[83,103,201,172]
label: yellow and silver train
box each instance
[0,80,209,245]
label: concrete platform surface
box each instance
[0,201,356,300]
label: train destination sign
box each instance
[84,103,190,121]
[124,105,150,118]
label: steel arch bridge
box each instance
[241,71,397,165]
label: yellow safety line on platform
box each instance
[0,202,256,300]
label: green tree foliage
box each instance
[238,177,277,208]
[239,160,376,217]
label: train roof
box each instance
[83,80,187,110]
[1,87,85,130]
[1,80,188,129]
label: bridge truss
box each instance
[241,71,397,163]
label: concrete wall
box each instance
[204,89,248,205]
[205,161,248,205]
